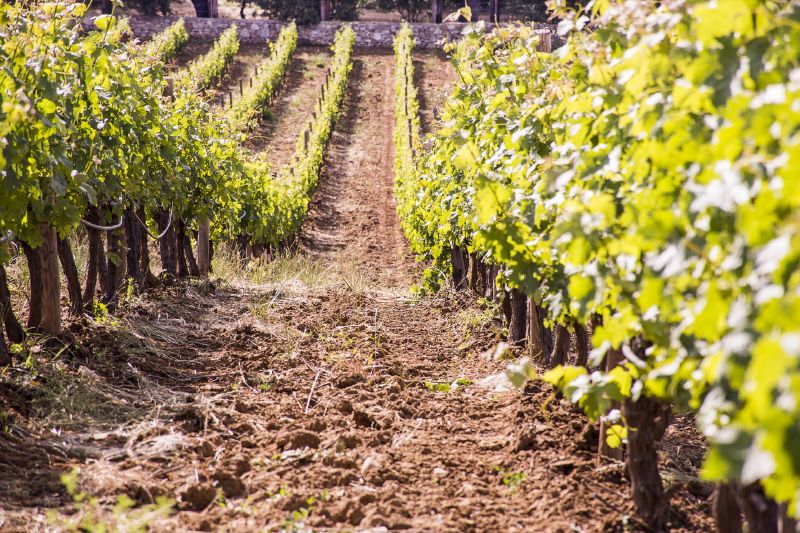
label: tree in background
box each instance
[248,0,357,23]
[372,0,429,22]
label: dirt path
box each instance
[0,48,713,532]
[300,51,418,288]
[244,48,330,172]
[211,44,272,108]
[414,51,458,135]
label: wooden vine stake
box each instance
[197,216,211,277]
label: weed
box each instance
[424,377,473,393]
[492,466,527,494]
[50,468,173,532]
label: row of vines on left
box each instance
[1,5,241,358]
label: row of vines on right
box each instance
[394,2,800,531]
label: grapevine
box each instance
[396,1,800,525]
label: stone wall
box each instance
[112,16,558,49]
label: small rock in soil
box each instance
[334,433,360,451]
[182,483,216,511]
[212,470,246,498]
[515,428,537,451]
[232,457,251,476]
[307,419,327,432]
[336,373,365,388]
[279,430,321,450]
[174,406,209,433]
[348,506,366,526]
[353,409,377,428]
[196,440,215,458]
[360,453,384,475]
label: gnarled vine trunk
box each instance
[158,209,178,279]
[57,236,82,316]
[509,288,527,346]
[176,220,190,279]
[575,323,589,367]
[104,225,122,307]
[23,224,61,334]
[714,483,743,533]
[740,483,779,533]
[0,265,24,344]
[623,394,671,529]
[450,246,467,290]
[124,209,143,291]
[138,209,160,289]
[598,346,625,462]
[549,324,569,367]
[83,209,101,311]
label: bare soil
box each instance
[211,43,274,107]
[244,47,331,170]
[0,48,714,532]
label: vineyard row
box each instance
[393,3,800,530]
[0,6,353,355]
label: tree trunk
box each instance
[623,394,671,530]
[549,324,570,367]
[191,0,211,17]
[450,247,467,290]
[0,265,24,344]
[598,347,625,462]
[714,483,743,533]
[320,0,331,21]
[0,320,9,366]
[97,231,109,300]
[474,256,486,296]
[57,236,82,317]
[124,209,143,291]
[528,299,547,363]
[83,211,101,311]
[114,226,127,294]
[484,264,493,300]
[104,226,122,307]
[29,224,61,335]
[22,241,42,330]
[489,264,499,301]
[575,322,590,367]
[509,288,527,346]
[501,289,512,326]
[489,0,501,21]
[183,230,200,277]
[468,253,479,293]
[778,503,797,533]
[739,483,779,533]
[197,216,211,277]
[138,209,160,289]
[431,0,443,23]
[158,209,177,279]
[176,220,190,279]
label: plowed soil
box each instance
[0,49,714,532]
